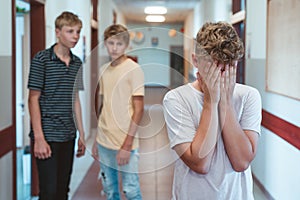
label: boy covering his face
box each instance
[163,21,262,199]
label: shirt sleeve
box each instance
[131,66,144,96]
[75,65,84,91]
[240,87,262,134]
[163,90,196,148]
[27,52,45,91]
[98,64,108,96]
[99,76,103,95]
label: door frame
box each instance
[232,0,246,84]
[169,45,184,88]
[29,0,46,196]
[0,0,16,199]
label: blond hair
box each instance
[55,11,82,30]
[104,24,130,45]
[195,22,244,64]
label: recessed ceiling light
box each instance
[144,6,167,14]
[145,15,166,22]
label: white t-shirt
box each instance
[163,83,262,200]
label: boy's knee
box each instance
[99,171,118,196]
[123,188,142,200]
[100,171,112,189]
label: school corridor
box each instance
[1,0,300,200]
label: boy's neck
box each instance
[192,80,203,93]
[54,43,70,59]
[54,43,71,66]
[111,55,127,67]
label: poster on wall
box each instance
[266,0,300,100]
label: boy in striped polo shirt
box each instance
[28,11,85,200]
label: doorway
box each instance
[170,46,184,88]
[15,1,31,199]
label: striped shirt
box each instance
[28,44,84,142]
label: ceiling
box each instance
[112,0,200,23]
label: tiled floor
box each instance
[16,148,31,200]
[69,87,272,200]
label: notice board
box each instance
[266,0,300,100]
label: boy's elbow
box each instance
[231,152,256,172]
[189,161,211,174]
[137,106,144,117]
[28,95,35,105]
[193,165,210,174]
[232,161,250,172]
[140,106,144,114]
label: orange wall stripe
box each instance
[0,126,14,158]
[262,109,300,150]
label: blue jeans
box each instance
[97,144,142,200]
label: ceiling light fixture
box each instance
[145,15,166,22]
[144,6,167,14]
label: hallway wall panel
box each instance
[0,152,13,200]
[0,0,16,199]
[0,57,12,129]
[246,0,300,199]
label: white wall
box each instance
[246,0,300,199]
[200,0,231,25]
[0,152,13,200]
[0,1,13,199]
[183,8,196,80]
[97,0,126,68]
[0,0,13,129]
[184,0,231,80]
[45,0,92,138]
[98,0,126,41]
[0,0,12,57]
[184,0,232,50]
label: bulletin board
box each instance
[266,0,300,100]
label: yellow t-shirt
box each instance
[97,58,144,150]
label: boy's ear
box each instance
[192,53,198,68]
[55,28,61,37]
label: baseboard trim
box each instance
[252,173,275,200]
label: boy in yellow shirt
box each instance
[93,24,144,200]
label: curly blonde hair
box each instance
[195,22,244,64]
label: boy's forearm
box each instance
[221,105,256,169]
[175,102,219,174]
[74,93,85,137]
[96,95,103,118]
[128,107,144,136]
[192,102,219,159]
[28,94,44,140]
[95,84,103,118]
[121,104,144,150]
